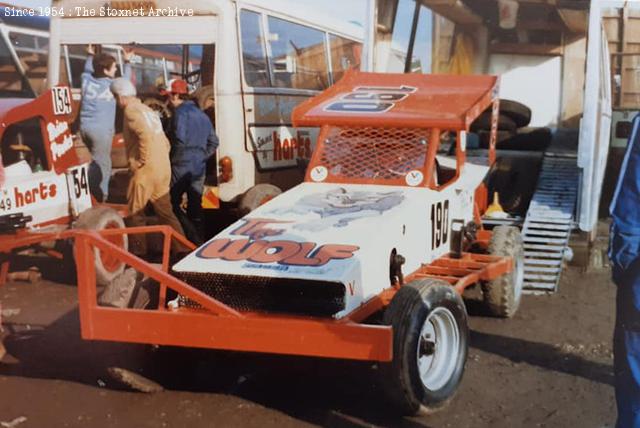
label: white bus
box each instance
[47,0,364,224]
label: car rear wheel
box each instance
[73,206,128,286]
[379,278,468,415]
[482,225,525,317]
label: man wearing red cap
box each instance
[163,79,218,244]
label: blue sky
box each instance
[10,0,367,24]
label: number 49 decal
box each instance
[325,85,417,114]
[431,200,450,250]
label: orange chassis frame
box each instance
[0,226,511,363]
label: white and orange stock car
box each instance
[168,71,525,414]
[0,87,127,286]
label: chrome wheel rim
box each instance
[416,306,460,391]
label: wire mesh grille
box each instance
[318,127,430,181]
[174,271,346,317]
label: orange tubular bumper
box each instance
[72,228,393,362]
[407,252,514,294]
[1,227,512,363]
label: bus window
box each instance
[9,32,50,95]
[409,6,433,73]
[386,1,436,74]
[329,35,362,82]
[240,10,269,87]
[387,0,417,72]
[267,16,329,91]
[64,44,88,88]
[0,33,32,97]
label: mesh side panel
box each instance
[319,127,429,181]
[174,271,346,317]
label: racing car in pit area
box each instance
[0,86,127,286]
[169,71,525,414]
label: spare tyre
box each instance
[499,99,531,128]
[496,127,552,151]
[470,112,517,133]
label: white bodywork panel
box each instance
[247,126,319,169]
[0,161,91,226]
[174,156,488,318]
[577,7,612,232]
[58,17,218,45]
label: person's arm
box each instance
[125,108,155,170]
[81,45,95,83]
[122,48,133,81]
[122,61,132,81]
[172,110,187,149]
[81,56,94,86]
[83,55,94,74]
[206,126,219,158]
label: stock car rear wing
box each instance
[292,70,499,131]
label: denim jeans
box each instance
[170,168,205,245]
[81,127,113,202]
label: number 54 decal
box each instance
[71,167,89,199]
[431,200,450,250]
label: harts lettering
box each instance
[14,182,57,208]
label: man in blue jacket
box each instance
[164,79,218,244]
[80,45,133,202]
[610,113,640,428]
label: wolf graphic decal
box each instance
[269,187,405,231]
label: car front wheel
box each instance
[379,278,469,415]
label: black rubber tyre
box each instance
[482,225,524,317]
[238,184,282,216]
[499,99,531,128]
[496,127,552,151]
[470,112,517,133]
[380,279,469,415]
[73,206,128,286]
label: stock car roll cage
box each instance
[0,72,510,362]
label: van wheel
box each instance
[482,225,524,317]
[238,184,282,216]
[380,279,468,415]
[73,207,128,286]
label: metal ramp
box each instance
[522,155,580,293]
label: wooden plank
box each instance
[557,7,589,33]
[489,43,563,56]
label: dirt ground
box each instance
[0,241,617,428]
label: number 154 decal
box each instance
[52,87,72,116]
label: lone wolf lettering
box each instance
[197,218,359,266]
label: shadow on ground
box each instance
[0,307,432,427]
[470,330,613,386]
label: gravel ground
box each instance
[0,248,616,428]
